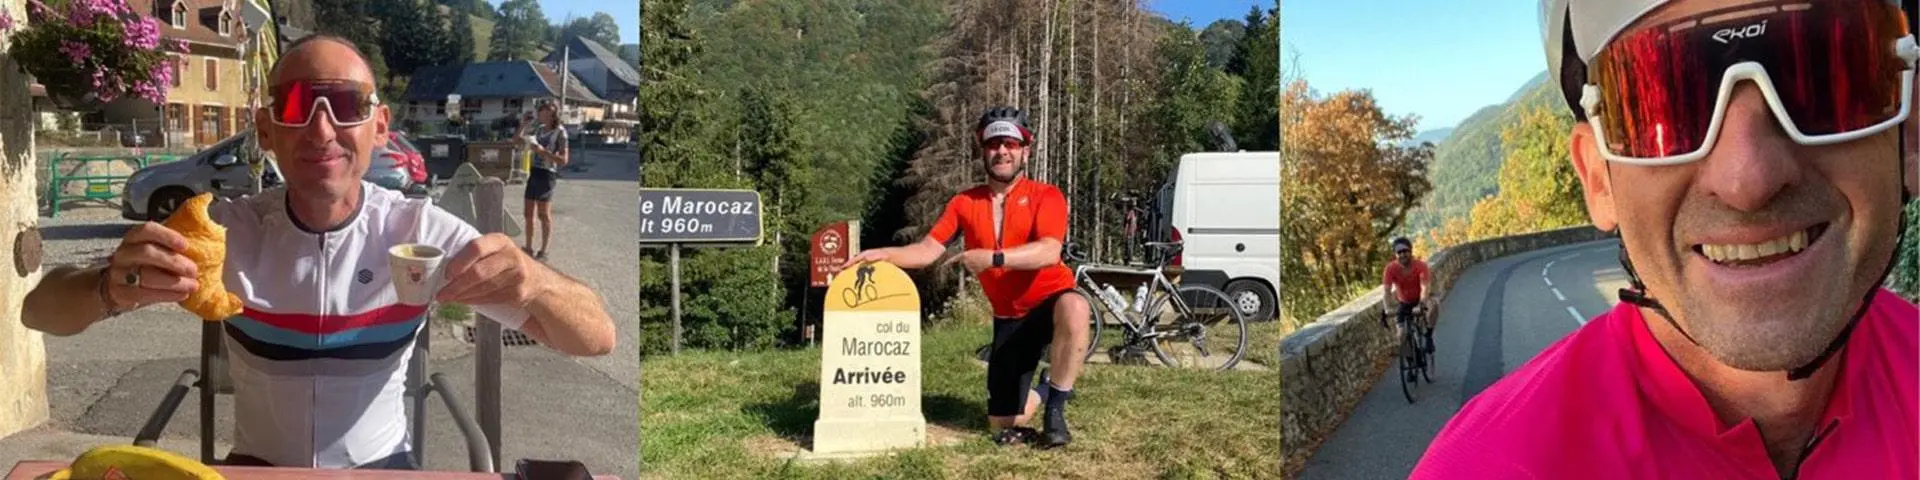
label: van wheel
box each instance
[1225,280,1276,322]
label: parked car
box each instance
[123,132,421,222]
[365,145,414,192]
[386,132,430,185]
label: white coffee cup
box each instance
[389,244,446,306]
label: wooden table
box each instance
[7,461,620,479]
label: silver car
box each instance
[122,132,418,221]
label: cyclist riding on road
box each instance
[1415,0,1917,477]
[1381,237,1431,337]
[838,106,1094,449]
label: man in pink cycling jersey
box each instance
[1415,0,1918,478]
[21,35,616,469]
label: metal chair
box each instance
[130,317,500,472]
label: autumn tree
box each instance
[1463,104,1585,239]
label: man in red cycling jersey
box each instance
[1414,0,1918,477]
[839,107,1092,449]
[1381,237,1430,337]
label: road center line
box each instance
[1552,288,1565,301]
[1567,306,1586,325]
[1543,277,1553,287]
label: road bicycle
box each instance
[1396,303,1436,403]
[1072,242,1248,370]
[968,242,1249,371]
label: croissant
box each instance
[161,193,243,321]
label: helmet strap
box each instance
[1615,241,1698,346]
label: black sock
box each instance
[1045,382,1072,410]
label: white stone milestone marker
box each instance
[813,261,925,455]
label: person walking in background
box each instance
[522,100,569,261]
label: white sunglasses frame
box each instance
[262,89,383,128]
[1583,35,1919,166]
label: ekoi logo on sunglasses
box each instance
[1713,19,1768,44]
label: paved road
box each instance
[0,148,639,478]
[1300,239,1628,480]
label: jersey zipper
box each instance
[312,228,327,466]
[1788,418,1840,479]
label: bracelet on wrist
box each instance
[96,266,130,318]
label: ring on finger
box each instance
[122,266,141,287]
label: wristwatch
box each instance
[992,251,1005,268]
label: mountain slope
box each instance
[1410,127,1454,146]
[1407,71,1566,232]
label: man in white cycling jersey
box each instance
[20,35,616,469]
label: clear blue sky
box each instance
[1148,0,1272,26]
[519,0,640,44]
[1282,0,1544,132]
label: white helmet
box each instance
[1539,0,1917,119]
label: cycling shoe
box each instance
[992,427,1039,447]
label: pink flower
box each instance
[123,17,159,50]
[60,40,92,64]
[171,39,188,52]
[0,11,14,32]
[65,0,101,26]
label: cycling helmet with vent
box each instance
[977,106,1032,145]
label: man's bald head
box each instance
[268,35,376,87]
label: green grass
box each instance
[641,322,1281,479]
[471,15,494,60]
[1243,321,1284,369]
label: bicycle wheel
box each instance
[1078,287,1112,363]
[1400,330,1418,403]
[1421,324,1436,384]
[1145,285,1249,370]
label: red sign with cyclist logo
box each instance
[810,221,860,287]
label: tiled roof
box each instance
[129,0,244,48]
[400,61,609,105]
[543,36,637,87]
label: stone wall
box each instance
[0,0,51,439]
[1278,225,1612,476]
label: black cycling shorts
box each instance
[985,290,1077,416]
[525,168,556,201]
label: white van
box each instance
[1161,151,1280,322]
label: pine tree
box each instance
[639,0,713,188]
[312,0,389,80]
[488,0,549,61]
[449,9,476,63]
[1233,7,1279,151]
[377,0,453,79]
